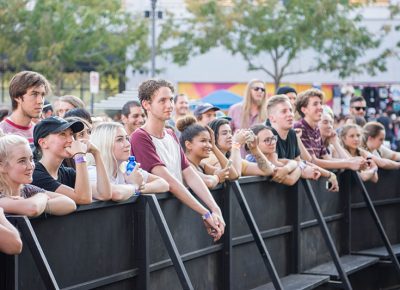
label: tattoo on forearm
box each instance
[253,152,270,172]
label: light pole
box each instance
[151,0,157,77]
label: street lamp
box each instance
[151,0,157,77]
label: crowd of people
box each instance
[1,71,399,255]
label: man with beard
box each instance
[130,79,225,241]
[121,100,145,136]
[0,71,51,145]
[294,89,366,171]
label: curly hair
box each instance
[138,79,175,105]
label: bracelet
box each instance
[298,160,306,171]
[232,142,241,150]
[132,184,142,196]
[74,154,87,164]
[202,211,212,220]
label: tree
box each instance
[160,0,386,88]
[0,0,150,94]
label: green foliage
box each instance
[160,0,385,87]
[0,0,150,93]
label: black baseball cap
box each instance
[276,86,297,95]
[33,116,84,147]
[193,103,220,118]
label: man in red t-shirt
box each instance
[130,79,225,241]
[0,71,51,145]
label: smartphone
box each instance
[366,156,372,166]
[326,181,332,190]
[225,160,232,169]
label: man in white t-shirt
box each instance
[130,79,225,241]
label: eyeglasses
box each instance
[263,135,277,145]
[252,86,266,93]
[352,106,366,111]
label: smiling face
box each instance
[319,114,334,138]
[301,96,323,123]
[40,128,75,159]
[112,127,131,162]
[3,143,35,189]
[186,130,212,159]
[217,124,233,153]
[122,106,145,134]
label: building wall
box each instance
[125,1,400,96]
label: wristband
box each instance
[74,155,87,164]
[202,211,212,220]
[298,160,306,171]
[133,185,141,196]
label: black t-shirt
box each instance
[32,162,76,192]
[271,127,300,160]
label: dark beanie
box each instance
[276,86,297,95]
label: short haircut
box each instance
[59,95,85,109]
[174,93,187,104]
[266,94,291,117]
[9,71,51,110]
[138,79,174,105]
[121,100,141,117]
[295,88,324,118]
[350,96,366,105]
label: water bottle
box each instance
[125,156,137,175]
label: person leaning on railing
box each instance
[87,122,169,201]
[32,117,110,205]
[0,207,22,255]
[340,124,378,183]
[246,124,301,186]
[204,118,275,177]
[0,133,76,217]
[361,121,400,170]
[176,115,238,189]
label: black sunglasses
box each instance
[252,86,266,93]
[352,106,366,111]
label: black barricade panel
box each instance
[2,171,400,290]
[19,202,138,290]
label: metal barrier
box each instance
[1,170,400,290]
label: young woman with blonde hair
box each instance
[88,122,169,201]
[0,133,76,217]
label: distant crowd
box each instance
[1,71,399,255]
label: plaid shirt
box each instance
[294,118,327,159]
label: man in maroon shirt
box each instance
[130,79,224,241]
[294,88,366,171]
[0,71,50,145]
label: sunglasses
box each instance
[252,86,266,93]
[352,106,366,111]
[263,135,277,145]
